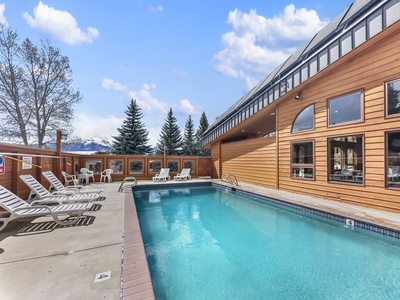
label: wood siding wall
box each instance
[277,25,400,212]
[210,24,400,213]
[220,137,277,189]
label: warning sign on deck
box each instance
[0,156,5,175]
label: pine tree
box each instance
[182,115,197,156]
[156,108,182,155]
[196,111,211,156]
[112,99,152,155]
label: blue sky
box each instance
[0,0,352,146]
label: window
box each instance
[149,160,161,173]
[329,41,339,64]
[318,49,328,70]
[85,160,102,174]
[291,141,314,179]
[353,21,366,48]
[367,10,382,38]
[309,56,318,77]
[292,105,314,133]
[130,160,143,174]
[340,31,352,56]
[183,160,195,172]
[168,160,179,172]
[293,69,300,87]
[301,64,309,82]
[386,78,400,116]
[109,160,123,174]
[384,0,400,28]
[328,91,362,126]
[386,131,400,188]
[328,135,363,184]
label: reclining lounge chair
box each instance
[20,174,99,203]
[174,168,191,181]
[0,185,92,232]
[152,168,171,182]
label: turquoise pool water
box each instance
[133,185,400,300]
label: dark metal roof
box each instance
[202,0,396,144]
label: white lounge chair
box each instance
[174,168,191,181]
[100,169,113,183]
[79,168,95,184]
[62,171,79,186]
[42,171,103,195]
[0,185,93,232]
[19,174,99,203]
[152,168,171,182]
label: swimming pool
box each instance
[133,184,400,299]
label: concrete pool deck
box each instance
[1,179,400,299]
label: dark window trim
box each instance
[327,133,365,186]
[385,130,400,189]
[327,89,364,128]
[384,77,400,118]
[291,104,315,134]
[290,140,315,181]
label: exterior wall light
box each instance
[295,92,302,100]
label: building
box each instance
[201,0,400,212]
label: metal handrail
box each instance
[221,173,239,186]
[118,177,137,192]
[227,174,239,186]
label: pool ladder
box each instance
[221,174,239,186]
[118,177,137,192]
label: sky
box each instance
[0,0,353,146]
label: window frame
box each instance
[129,159,144,174]
[183,160,195,173]
[385,77,400,118]
[327,90,364,127]
[291,104,315,134]
[167,160,179,173]
[290,140,315,180]
[327,134,364,185]
[85,160,102,174]
[385,130,400,189]
[148,159,162,174]
[109,159,123,174]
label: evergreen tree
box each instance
[182,115,197,156]
[156,108,182,155]
[196,111,211,156]
[112,99,152,155]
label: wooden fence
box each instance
[0,143,214,200]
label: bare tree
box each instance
[0,25,30,145]
[0,24,82,147]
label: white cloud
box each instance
[0,3,8,26]
[143,83,156,90]
[213,4,328,89]
[172,68,187,76]
[129,86,169,115]
[23,1,99,46]
[73,113,122,143]
[101,79,128,91]
[150,5,164,13]
[175,99,201,115]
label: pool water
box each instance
[133,185,400,300]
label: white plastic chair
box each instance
[100,169,113,183]
[80,168,95,184]
[61,171,79,186]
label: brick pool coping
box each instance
[122,190,155,299]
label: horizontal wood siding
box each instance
[211,142,220,178]
[221,137,276,188]
[277,26,400,212]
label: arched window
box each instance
[292,104,314,133]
